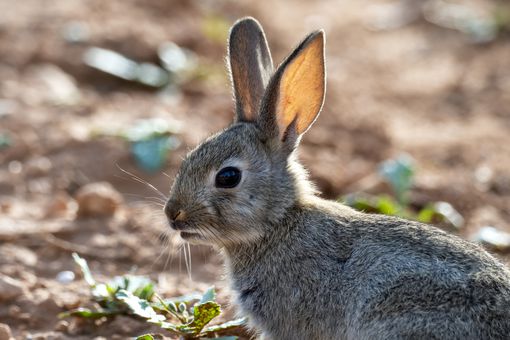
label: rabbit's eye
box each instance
[215,167,242,188]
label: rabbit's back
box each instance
[226,201,510,340]
[344,215,510,339]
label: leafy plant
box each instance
[61,253,247,339]
[343,155,464,229]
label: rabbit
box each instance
[164,17,510,340]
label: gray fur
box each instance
[165,17,510,340]
[229,17,274,122]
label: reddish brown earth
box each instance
[1,0,509,339]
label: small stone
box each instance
[32,64,82,106]
[8,305,21,317]
[0,323,13,340]
[56,271,75,284]
[54,320,69,333]
[45,192,75,218]
[25,157,52,177]
[19,271,37,289]
[0,99,18,117]
[0,200,11,214]
[472,226,510,252]
[0,245,38,267]
[75,182,123,218]
[55,291,81,310]
[61,21,89,43]
[19,313,30,321]
[8,160,22,174]
[0,273,25,301]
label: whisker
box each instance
[184,242,192,282]
[115,164,168,200]
[150,229,171,270]
[178,243,182,275]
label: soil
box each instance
[1,0,509,339]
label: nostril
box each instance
[173,209,183,221]
[164,203,185,222]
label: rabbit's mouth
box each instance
[180,230,204,241]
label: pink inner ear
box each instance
[274,32,325,139]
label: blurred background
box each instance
[1,0,510,339]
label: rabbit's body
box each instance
[226,196,510,339]
[165,17,510,339]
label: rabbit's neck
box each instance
[222,205,298,269]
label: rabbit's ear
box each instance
[229,17,274,123]
[260,31,325,149]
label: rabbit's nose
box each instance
[164,202,186,225]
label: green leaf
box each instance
[199,286,216,304]
[91,283,111,300]
[151,299,178,314]
[376,196,400,216]
[72,253,96,286]
[203,317,247,333]
[136,334,154,340]
[58,307,116,319]
[417,206,436,223]
[180,301,221,334]
[166,301,177,313]
[115,289,165,322]
[134,282,155,300]
[108,275,154,295]
[379,155,415,204]
[178,302,187,313]
[155,321,180,332]
[151,295,188,323]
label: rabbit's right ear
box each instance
[258,31,325,152]
[229,17,274,123]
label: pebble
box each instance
[25,157,52,177]
[0,323,13,340]
[56,271,75,284]
[33,64,82,106]
[75,182,123,218]
[54,320,69,333]
[0,274,25,301]
[45,192,75,218]
[0,245,38,267]
[472,226,510,251]
[8,305,21,317]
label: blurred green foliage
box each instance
[61,254,247,340]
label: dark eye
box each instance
[215,167,242,188]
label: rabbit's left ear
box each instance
[260,30,325,149]
[229,17,274,123]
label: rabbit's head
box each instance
[165,17,325,247]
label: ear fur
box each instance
[259,30,326,149]
[229,17,274,123]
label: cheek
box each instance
[230,192,266,219]
[205,203,215,215]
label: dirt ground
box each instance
[1,0,509,339]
